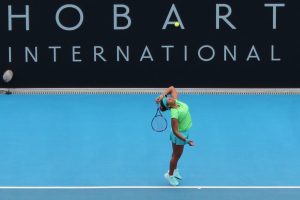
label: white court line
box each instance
[3,88,300,95]
[0,186,300,189]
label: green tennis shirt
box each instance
[170,100,192,132]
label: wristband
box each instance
[185,139,190,144]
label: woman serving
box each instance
[156,86,195,186]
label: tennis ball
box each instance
[174,22,180,27]
[3,70,13,83]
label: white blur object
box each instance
[3,70,14,83]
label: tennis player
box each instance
[156,86,195,186]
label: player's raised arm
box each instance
[156,86,178,103]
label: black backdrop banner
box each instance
[0,0,299,88]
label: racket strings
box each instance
[152,116,167,132]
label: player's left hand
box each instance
[188,140,195,146]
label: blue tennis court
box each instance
[0,92,300,199]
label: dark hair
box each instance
[160,102,167,111]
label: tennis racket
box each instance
[151,103,168,132]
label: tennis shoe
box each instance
[167,169,182,180]
[164,173,179,186]
[174,169,182,180]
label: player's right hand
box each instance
[155,94,163,103]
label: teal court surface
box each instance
[0,89,300,199]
